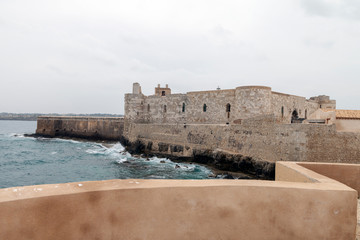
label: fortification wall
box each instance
[36,116,124,141]
[144,94,187,123]
[271,92,319,123]
[235,86,272,120]
[186,90,235,123]
[125,84,330,125]
[125,116,360,164]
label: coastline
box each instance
[119,137,275,180]
[25,134,274,180]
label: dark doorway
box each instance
[291,110,299,123]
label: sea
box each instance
[0,120,212,189]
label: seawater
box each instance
[0,120,212,189]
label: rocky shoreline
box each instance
[25,134,275,180]
[120,137,275,180]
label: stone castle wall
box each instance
[271,92,319,122]
[125,83,334,125]
[124,115,360,164]
[36,116,124,141]
[186,90,235,123]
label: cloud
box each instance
[303,38,335,48]
[301,0,360,20]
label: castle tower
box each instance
[133,82,142,94]
[155,84,171,96]
[125,83,145,122]
[309,95,336,109]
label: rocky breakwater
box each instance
[119,137,275,180]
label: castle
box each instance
[125,83,336,124]
[37,82,360,165]
[18,83,360,239]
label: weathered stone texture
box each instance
[271,92,319,123]
[186,90,235,123]
[125,83,335,125]
[36,116,124,141]
[125,115,360,164]
[125,93,187,124]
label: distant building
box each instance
[308,109,360,132]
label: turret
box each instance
[155,84,171,96]
[133,82,142,94]
[309,95,336,109]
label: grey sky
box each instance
[1,0,359,114]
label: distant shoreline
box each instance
[0,113,124,122]
[0,118,38,121]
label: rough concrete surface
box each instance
[357,199,360,240]
[0,162,358,240]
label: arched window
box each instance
[182,103,186,113]
[147,104,150,112]
[203,104,207,112]
[226,103,231,112]
[281,106,284,118]
[164,105,167,113]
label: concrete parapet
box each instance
[0,162,358,239]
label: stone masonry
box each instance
[125,83,335,124]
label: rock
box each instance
[175,164,181,169]
[223,174,235,179]
[160,160,166,163]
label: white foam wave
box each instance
[8,133,25,138]
[53,138,82,144]
[86,143,126,158]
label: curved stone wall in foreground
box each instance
[0,162,358,240]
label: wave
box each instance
[51,138,83,144]
[86,143,126,158]
[8,133,25,138]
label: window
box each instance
[162,91,166,96]
[281,106,284,118]
[147,104,150,112]
[203,104,207,112]
[182,103,186,113]
[226,103,231,112]
[164,105,167,113]
[305,109,307,119]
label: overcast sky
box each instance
[1,0,360,114]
